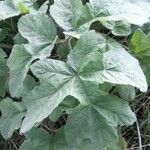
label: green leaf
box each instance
[0,98,26,139]
[130,29,150,55]
[50,0,84,31]
[130,29,150,63]
[89,0,149,26]
[0,0,20,21]
[0,48,9,97]
[7,14,57,97]
[7,44,33,97]
[18,13,57,46]
[19,128,50,150]
[17,2,30,14]
[50,0,149,37]
[92,95,136,126]
[140,60,150,85]
[49,96,79,121]
[20,59,75,133]
[57,42,70,61]
[130,29,150,85]
[13,33,28,45]
[64,104,118,148]
[21,75,36,97]
[68,31,147,92]
[20,31,145,133]
[115,85,136,101]
[0,0,34,20]
[0,28,8,42]
[20,127,106,150]
[107,136,127,150]
[64,95,136,148]
[0,0,45,21]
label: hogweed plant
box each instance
[0,0,150,149]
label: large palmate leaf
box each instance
[50,0,149,37]
[0,48,9,97]
[20,31,145,133]
[0,98,26,139]
[64,95,136,148]
[7,14,57,97]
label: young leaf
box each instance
[130,29,150,85]
[130,29,150,62]
[0,98,26,139]
[18,2,30,14]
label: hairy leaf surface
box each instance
[21,31,143,133]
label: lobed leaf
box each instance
[20,31,143,134]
